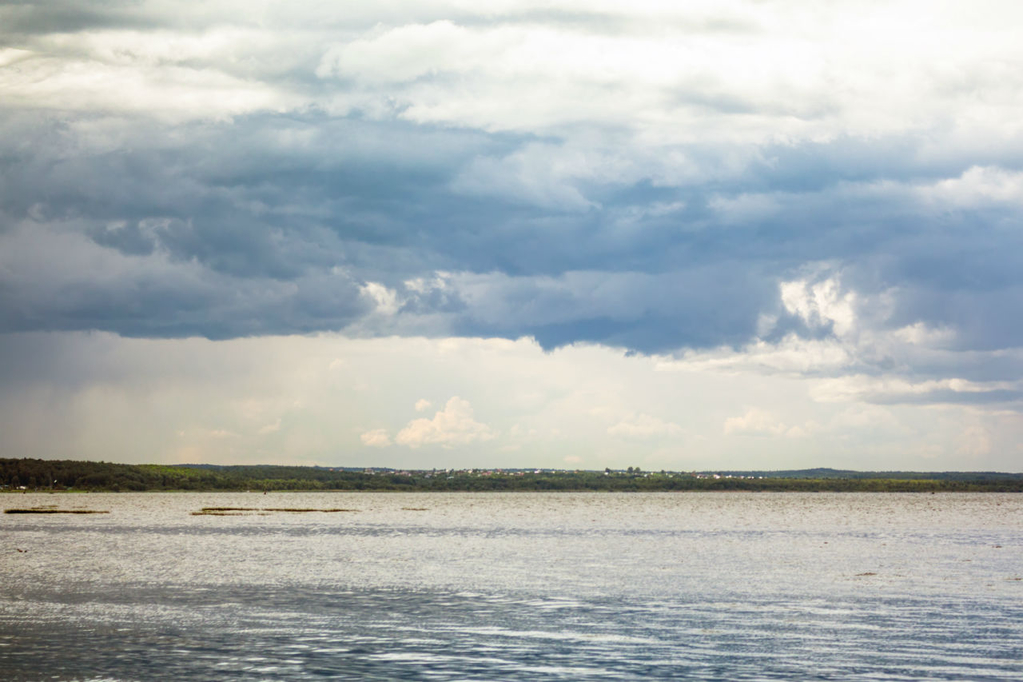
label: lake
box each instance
[2,492,1021,680]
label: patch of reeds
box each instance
[401,507,428,511]
[4,507,109,514]
[191,506,358,515]
[190,510,251,516]
[262,507,357,513]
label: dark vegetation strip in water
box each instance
[4,508,109,514]
[2,458,1023,493]
[191,507,358,515]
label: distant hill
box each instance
[707,468,1023,482]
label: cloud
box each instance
[3,0,1023,427]
[446,268,775,352]
[919,166,1023,208]
[657,335,855,376]
[257,419,281,435]
[360,428,392,448]
[395,397,496,449]
[780,274,857,338]
[607,413,683,439]
[307,6,1023,145]
[0,221,373,338]
[723,408,806,438]
[361,282,400,316]
[3,330,1022,471]
[414,399,432,412]
[810,376,1023,406]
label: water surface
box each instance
[2,492,1021,680]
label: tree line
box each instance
[2,458,1022,493]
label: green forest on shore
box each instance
[2,458,1022,493]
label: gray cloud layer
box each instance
[3,1,1023,369]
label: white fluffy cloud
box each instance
[4,2,1020,147]
[308,4,1023,146]
[395,397,496,449]
[361,283,400,316]
[919,166,1023,208]
[780,275,857,338]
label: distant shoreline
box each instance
[3,458,1022,493]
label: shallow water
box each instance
[2,492,1022,680]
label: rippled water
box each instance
[2,492,1022,680]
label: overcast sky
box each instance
[2,0,1023,470]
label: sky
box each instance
[2,0,1023,471]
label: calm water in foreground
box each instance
[1,492,1021,680]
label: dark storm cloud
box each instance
[4,108,1023,356]
[0,1,159,37]
[3,1,1023,370]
